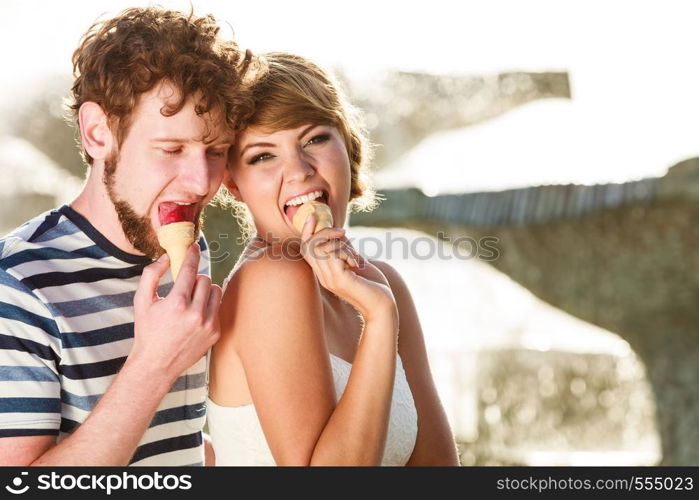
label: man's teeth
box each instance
[174,202,193,206]
[285,190,324,207]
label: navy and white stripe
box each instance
[0,205,209,465]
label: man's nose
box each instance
[180,153,211,196]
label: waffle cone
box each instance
[157,221,196,280]
[292,201,334,233]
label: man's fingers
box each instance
[206,284,223,319]
[134,253,170,309]
[191,275,212,314]
[171,243,200,297]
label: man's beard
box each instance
[103,153,203,260]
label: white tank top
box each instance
[206,353,418,466]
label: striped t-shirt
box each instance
[0,205,209,466]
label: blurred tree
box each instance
[11,75,85,179]
[352,159,699,465]
[348,71,570,169]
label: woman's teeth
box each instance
[285,190,325,207]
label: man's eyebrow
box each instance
[151,137,191,143]
[150,137,232,146]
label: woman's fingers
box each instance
[298,227,365,296]
[300,214,317,242]
[301,226,346,259]
[337,235,364,267]
[310,246,360,292]
[315,240,359,268]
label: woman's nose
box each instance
[284,151,315,182]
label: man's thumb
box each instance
[134,253,170,309]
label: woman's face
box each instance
[226,123,352,242]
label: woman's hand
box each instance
[300,215,397,322]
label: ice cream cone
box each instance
[292,201,334,234]
[157,221,196,280]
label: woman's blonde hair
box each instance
[216,52,378,239]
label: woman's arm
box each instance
[310,309,397,465]
[214,247,397,465]
[372,260,461,466]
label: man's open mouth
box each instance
[158,202,198,226]
[284,189,329,223]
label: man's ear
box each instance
[78,102,114,161]
[222,169,243,201]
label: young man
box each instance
[0,7,253,466]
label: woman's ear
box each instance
[222,169,243,201]
[78,102,114,161]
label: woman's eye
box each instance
[162,148,182,156]
[305,134,330,147]
[248,153,274,165]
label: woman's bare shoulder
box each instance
[219,249,323,343]
[225,250,317,297]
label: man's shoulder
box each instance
[0,206,85,295]
[1,207,73,261]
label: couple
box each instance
[0,7,458,466]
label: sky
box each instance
[2,0,699,189]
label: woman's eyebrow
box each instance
[297,124,316,139]
[240,141,275,154]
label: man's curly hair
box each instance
[68,6,255,165]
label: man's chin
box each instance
[131,234,166,260]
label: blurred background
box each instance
[2,0,698,465]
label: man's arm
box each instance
[0,245,222,465]
[203,433,215,466]
[0,437,55,466]
[18,354,176,466]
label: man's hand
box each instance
[132,243,222,381]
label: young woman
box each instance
[207,53,459,466]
